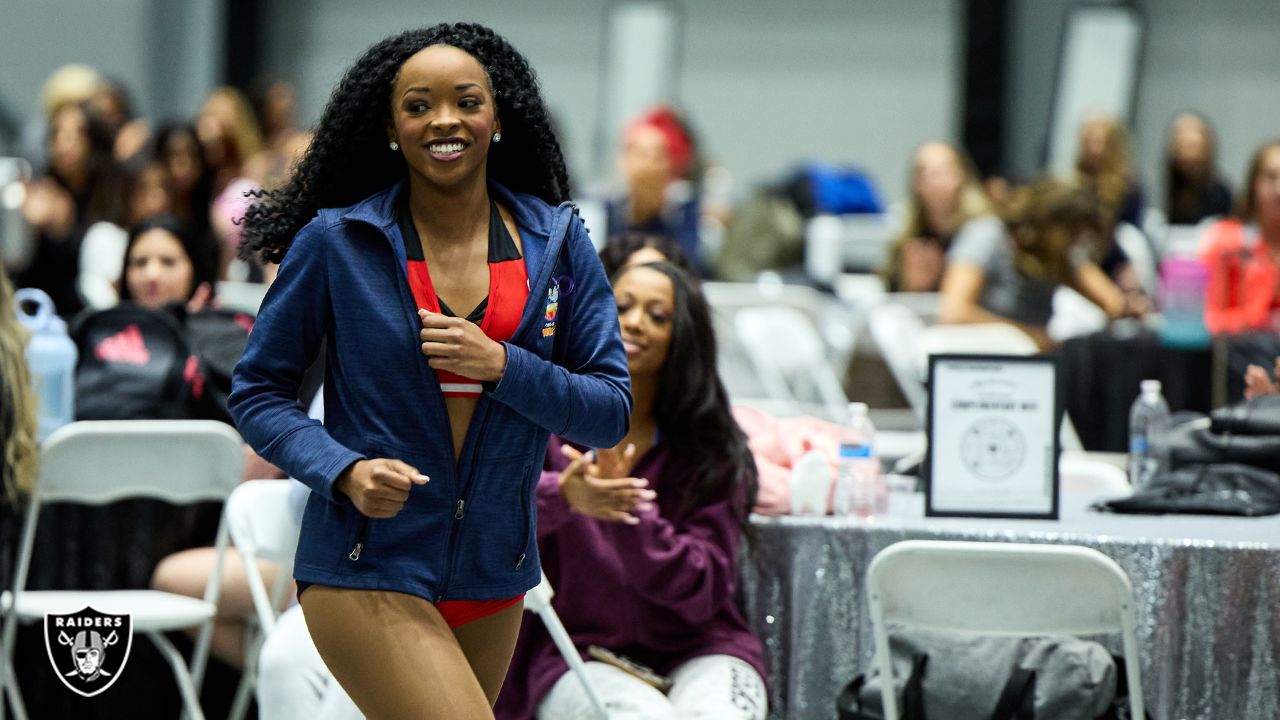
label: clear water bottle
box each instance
[1128,379,1171,490]
[14,288,77,441]
[835,402,882,517]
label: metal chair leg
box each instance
[148,631,207,720]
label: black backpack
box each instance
[185,307,254,424]
[72,304,197,421]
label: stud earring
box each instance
[492,132,502,143]
[389,141,399,151]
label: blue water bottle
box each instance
[14,288,77,440]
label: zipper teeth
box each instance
[439,401,489,600]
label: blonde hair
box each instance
[201,86,265,168]
[1074,115,1134,228]
[40,63,102,118]
[882,141,991,289]
[0,271,39,502]
[1002,178,1103,284]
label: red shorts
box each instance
[296,582,523,629]
[436,595,525,629]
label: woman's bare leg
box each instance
[299,586,497,720]
[451,600,525,705]
[150,546,291,669]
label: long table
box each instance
[742,492,1280,720]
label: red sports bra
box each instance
[398,200,529,398]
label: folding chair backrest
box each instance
[734,306,826,371]
[8,419,246,716]
[226,480,301,639]
[867,540,1145,720]
[867,540,1132,636]
[867,302,928,418]
[734,305,848,420]
[1115,222,1158,297]
[36,420,244,505]
[226,480,302,567]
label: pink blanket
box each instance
[733,405,841,515]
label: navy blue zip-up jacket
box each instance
[228,180,632,601]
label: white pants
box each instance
[257,604,364,720]
[537,654,768,720]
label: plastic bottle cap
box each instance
[13,287,54,332]
[1140,379,1162,394]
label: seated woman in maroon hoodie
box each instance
[495,260,766,719]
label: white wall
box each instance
[1005,0,1280,211]
[0,0,156,141]
[1132,0,1280,210]
[678,0,959,200]
[258,0,960,203]
[0,0,222,154]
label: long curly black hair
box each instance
[240,22,572,263]
[615,261,758,532]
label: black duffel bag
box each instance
[1096,463,1280,517]
[1209,394,1280,436]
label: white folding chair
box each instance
[525,571,608,719]
[224,480,303,720]
[733,305,849,421]
[1115,222,1159,298]
[866,302,930,421]
[866,540,1144,720]
[0,420,243,720]
[214,280,268,316]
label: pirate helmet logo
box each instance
[44,606,132,697]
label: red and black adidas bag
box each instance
[71,304,200,421]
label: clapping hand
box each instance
[558,444,656,525]
[1244,357,1280,400]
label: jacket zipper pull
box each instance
[349,542,363,561]
[515,553,526,570]
[454,499,465,520]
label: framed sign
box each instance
[925,354,1060,520]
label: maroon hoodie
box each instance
[495,437,766,719]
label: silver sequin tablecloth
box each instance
[742,493,1280,720]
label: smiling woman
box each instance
[230,22,631,720]
[496,260,766,719]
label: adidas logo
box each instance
[94,324,151,366]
